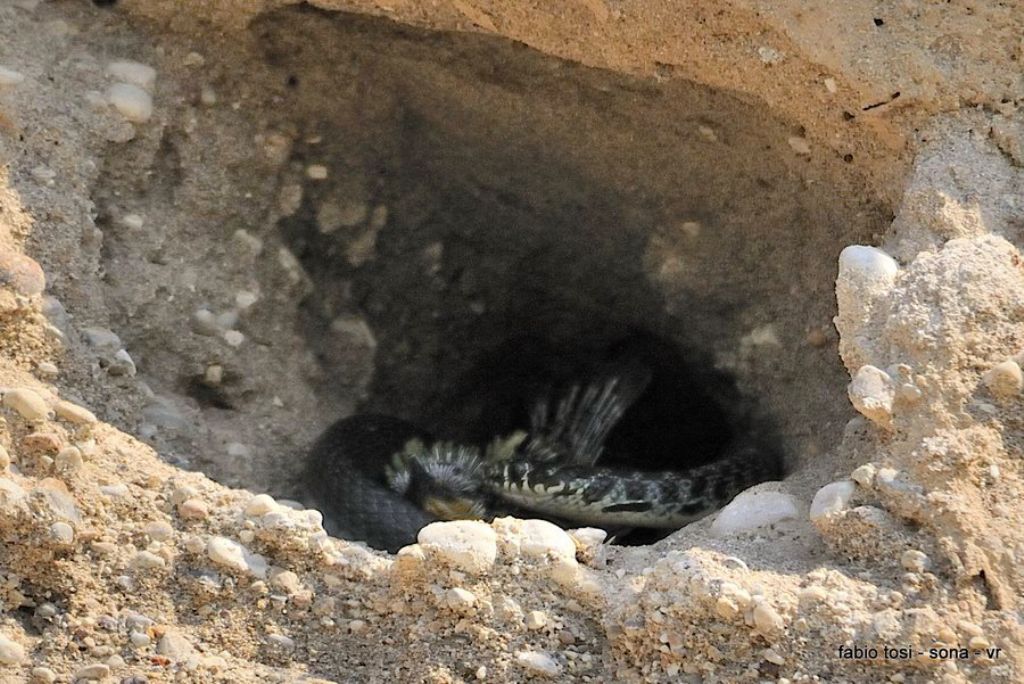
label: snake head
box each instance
[385,441,489,521]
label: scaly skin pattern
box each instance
[487,443,783,528]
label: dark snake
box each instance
[304,362,785,552]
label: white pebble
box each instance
[520,519,576,561]
[74,663,110,680]
[30,667,56,683]
[55,400,97,425]
[824,77,838,93]
[3,388,51,421]
[190,308,219,336]
[0,633,26,664]
[752,601,785,634]
[525,610,548,630]
[568,527,607,549]
[711,489,800,535]
[112,349,137,376]
[809,480,857,521]
[36,361,59,378]
[49,521,74,545]
[267,633,295,649]
[55,446,83,473]
[121,213,145,230]
[106,60,156,91]
[850,463,877,487]
[235,290,258,310]
[131,550,166,570]
[418,520,497,574]
[177,498,209,519]
[0,66,25,88]
[245,493,279,516]
[838,244,898,281]
[787,136,811,155]
[983,360,1023,399]
[444,587,477,611]
[199,85,217,106]
[305,164,328,180]
[515,650,561,678]
[848,365,895,427]
[107,83,154,123]
[82,327,122,349]
[835,246,899,338]
[901,549,931,573]
[144,520,174,541]
[129,631,151,647]
[206,536,268,578]
[223,330,245,347]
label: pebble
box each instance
[236,290,258,310]
[752,601,785,634]
[55,446,83,473]
[177,498,209,520]
[199,85,217,106]
[848,365,896,427]
[525,610,548,630]
[711,489,799,535]
[824,77,838,93]
[306,164,328,180]
[55,400,98,425]
[809,480,857,520]
[0,446,8,471]
[82,327,122,350]
[982,360,1023,399]
[347,619,368,634]
[99,483,129,498]
[207,536,268,578]
[245,493,279,516]
[30,667,56,683]
[900,549,931,573]
[0,249,46,296]
[787,136,811,155]
[131,551,166,570]
[73,663,110,680]
[190,309,220,336]
[850,463,877,488]
[0,632,26,664]
[715,596,740,619]
[518,519,576,561]
[107,83,153,123]
[444,587,477,611]
[515,650,561,678]
[49,521,74,545]
[106,60,156,91]
[0,66,26,88]
[129,631,150,647]
[157,631,196,661]
[418,521,497,574]
[36,361,59,378]
[2,387,51,421]
[266,633,295,649]
[144,520,174,541]
[121,214,145,230]
[223,330,245,347]
[835,245,899,335]
[22,431,61,453]
[110,349,137,376]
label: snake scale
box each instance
[304,359,785,552]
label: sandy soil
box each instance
[0,0,1021,682]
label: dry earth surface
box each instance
[0,0,1022,682]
